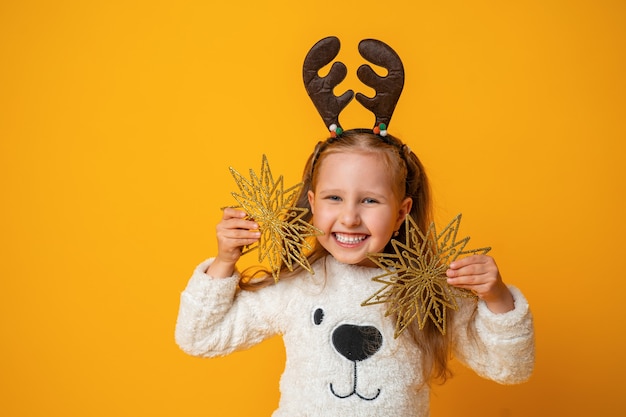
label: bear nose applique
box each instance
[332,324,383,362]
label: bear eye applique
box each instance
[313,308,324,325]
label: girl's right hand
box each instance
[206,207,261,278]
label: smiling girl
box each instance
[175,129,534,416]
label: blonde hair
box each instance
[240,129,458,383]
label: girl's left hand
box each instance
[446,255,515,313]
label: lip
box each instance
[333,232,369,247]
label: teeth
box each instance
[334,233,367,244]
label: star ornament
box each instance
[361,213,491,337]
[228,155,323,282]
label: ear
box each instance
[308,190,316,215]
[394,197,413,230]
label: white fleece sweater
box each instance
[175,256,534,417]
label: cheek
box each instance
[370,212,397,237]
[313,207,334,229]
[369,209,393,225]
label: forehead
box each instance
[315,151,395,188]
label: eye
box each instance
[363,197,379,204]
[325,195,341,202]
[313,308,324,325]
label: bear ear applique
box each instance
[313,308,325,326]
[303,36,405,138]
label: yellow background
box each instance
[1,0,624,416]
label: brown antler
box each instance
[355,39,405,130]
[303,36,354,134]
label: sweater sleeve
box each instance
[174,259,284,358]
[452,286,535,384]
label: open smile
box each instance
[333,233,369,246]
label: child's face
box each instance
[308,151,412,267]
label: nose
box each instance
[332,324,383,362]
[340,204,361,227]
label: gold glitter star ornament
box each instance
[228,155,323,282]
[362,213,491,337]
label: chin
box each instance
[331,253,377,268]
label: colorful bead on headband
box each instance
[373,123,387,137]
[328,124,343,138]
[303,36,405,137]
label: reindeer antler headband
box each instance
[303,36,405,137]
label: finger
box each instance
[222,227,261,241]
[447,279,488,294]
[217,211,259,231]
[217,231,261,258]
[446,263,484,279]
[221,217,259,232]
[447,269,500,293]
[448,254,489,270]
[221,207,248,220]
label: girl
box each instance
[175,129,535,417]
